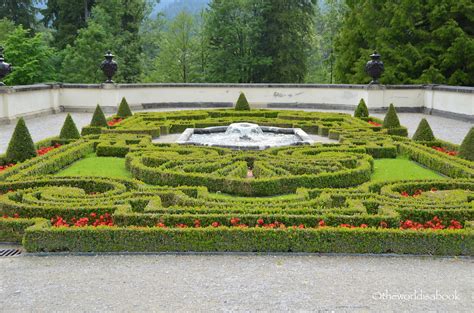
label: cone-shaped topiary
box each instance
[235,93,250,111]
[90,104,108,127]
[412,118,435,141]
[117,97,133,118]
[6,118,37,163]
[354,98,369,118]
[383,103,401,128]
[459,127,474,161]
[59,114,81,140]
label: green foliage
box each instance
[354,98,369,118]
[59,114,81,140]
[117,97,133,118]
[2,26,57,85]
[372,158,442,182]
[0,18,16,43]
[334,0,474,86]
[253,0,317,83]
[0,0,37,29]
[41,0,96,49]
[412,118,435,142]
[90,105,108,127]
[6,118,37,163]
[56,155,132,179]
[459,128,474,161]
[383,104,401,129]
[235,93,250,111]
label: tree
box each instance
[6,118,37,163]
[235,93,250,111]
[254,0,316,83]
[0,18,16,43]
[2,26,57,85]
[205,0,269,83]
[59,114,81,140]
[90,105,108,127]
[41,0,96,49]
[150,11,198,82]
[382,104,401,129]
[412,118,435,141]
[0,0,37,29]
[117,97,133,118]
[354,98,369,118]
[334,0,474,86]
[459,127,473,161]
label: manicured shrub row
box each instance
[0,217,44,242]
[23,222,473,255]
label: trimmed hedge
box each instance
[59,114,81,140]
[354,98,369,118]
[459,127,473,161]
[412,118,435,142]
[117,97,133,118]
[235,93,250,111]
[6,118,37,163]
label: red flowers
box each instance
[2,213,20,219]
[368,121,382,127]
[37,143,62,156]
[432,146,458,156]
[108,118,123,127]
[400,216,463,230]
[51,212,113,228]
[400,189,424,198]
[0,163,15,172]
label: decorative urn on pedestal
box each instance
[0,46,12,86]
[365,51,384,84]
[100,51,118,83]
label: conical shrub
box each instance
[459,127,474,161]
[383,103,401,128]
[90,104,108,127]
[59,114,81,140]
[6,118,37,163]
[412,118,435,141]
[117,97,133,118]
[354,98,369,118]
[235,93,250,111]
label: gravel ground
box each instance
[0,108,472,153]
[0,253,472,312]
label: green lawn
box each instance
[56,154,132,179]
[371,157,444,181]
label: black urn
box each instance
[0,47,12,86]
[365,51,384,84]
[100,51,118,83]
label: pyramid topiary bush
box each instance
[90,104,108,127]
[235,93,250,111]
[354,99,369,118]
[459,127,473,161]
[117,97,133,118]
[383,103,401,128]
[6,118,37,163]
[412,118,435,141]
[59,114,80,140]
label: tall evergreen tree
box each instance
[335,0,474,86]
[42,0,96,49]
[0,0,37,29]
[254,0,316,83]
[205,0,269,83]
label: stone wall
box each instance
[0,83,472,123]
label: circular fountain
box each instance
[176,122,315,150]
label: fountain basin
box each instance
[176,123,314,150]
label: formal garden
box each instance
[0,94,472,255]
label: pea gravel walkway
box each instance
[0,253,472,312]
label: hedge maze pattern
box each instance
[1,109,473,255]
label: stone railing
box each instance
[0,83,472,124]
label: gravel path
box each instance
[0,109,471,153]
[0,253,472,312]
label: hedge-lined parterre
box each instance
[0,108,472,254]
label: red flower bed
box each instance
[0,163,15,172]
[2,213,20,219]
[400,188,437,198]
[400,216,462,230]
[368,121,382,127]
[51,212,114,228]
[432,146,458,156]
[108,118,123,127]
[37,143,62,156]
